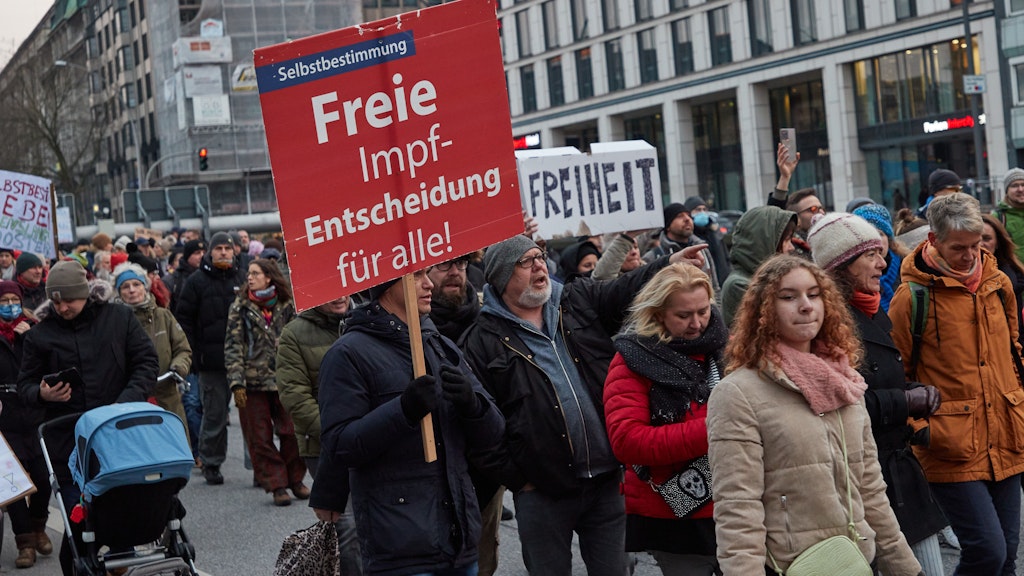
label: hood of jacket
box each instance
[298,306,345,335]
[729,206,797,274]
[343,300,440,343]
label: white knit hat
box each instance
[807,213,883,271]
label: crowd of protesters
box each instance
[4,155,1024,576]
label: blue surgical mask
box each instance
[692,212,710,228]
[0,304,22,321]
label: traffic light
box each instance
[198,147,209,171]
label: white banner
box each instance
[516,141,662,238]
[55,206,73,244]
[0,170,54,257]
[172,36,233,67]
[183,66,223,97]
[193,94,231,126]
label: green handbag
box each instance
[768,412,873,576]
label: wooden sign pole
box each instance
[49,183,60,258]
[401,273,437,463]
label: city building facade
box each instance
[502,0,1017,213]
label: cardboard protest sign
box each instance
[255,0,522,310]
[516,141,662,239]
[0,171,55,258]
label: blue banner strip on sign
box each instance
[257,31,416,93]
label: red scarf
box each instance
[0,315,26,345]
[850,290,881,316]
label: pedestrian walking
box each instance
[604,262,726,576]
[707,254,921,575]
[808,213,946,574]
[890,193,1024,575]
[225,258,306,506]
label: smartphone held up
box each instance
[780,128,797,163]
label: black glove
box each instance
[905,385,941,418]
[440,365,480,417]
[400,375,437,422]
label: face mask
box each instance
[0,304,22,321]
[692,212,710,228]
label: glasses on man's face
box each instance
[798,205,825,216]
[0,297,20,305]
[431,260,469,273]
[516,252,548,269]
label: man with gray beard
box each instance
[460,234,706,576]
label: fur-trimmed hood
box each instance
[33,278,115,320]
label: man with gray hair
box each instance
[460,234,704,576]
[890,193,1024,575]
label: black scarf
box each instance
[614,306,728,425]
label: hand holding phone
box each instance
[40,368,81,403]
[780,128,797,163]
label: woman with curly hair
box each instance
[604,263,727,575]
[224,258,306,506]
[706,254,921,575]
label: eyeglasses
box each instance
[247,271,264,278]
[430,260,469,273]
[798,205,826,216]
[0,298,19,305]
[516,252,548,269]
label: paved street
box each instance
[0,413,1018,575]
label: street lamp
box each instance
[54,59,145,192]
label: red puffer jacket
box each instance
[603,353,712,519]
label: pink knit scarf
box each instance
[773,343,867,414]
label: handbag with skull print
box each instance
[632,454,712,518]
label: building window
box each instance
[844,0,864,31]
[606,39,625,91]
[669,0,688,9]
[521,65,537,113]
[896,0,916,19]
[548,56,565,106]
[671,18,694,76]
[708,6,731,66]
[1012,60,1024,105]
[769,81,832,205]
[693,98,744,210]
[748,0,772,57]
[637,29,658,84]
[603,0,620,31]
[571,0,589,41]
[516,10,532,58]
[792,0,816,45]
[142,33,149,59]
[576,48,594,98]
[543,1,559,50]
[1013,0,1024,13]
[623,114,668,201]
[635,0,654,22]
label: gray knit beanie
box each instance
[484,235,540,294]
[46,260,90,301]
[1005,168,1024,195]
[807,213,883,271]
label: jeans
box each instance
[197,370,230,468]
[929,475,1021,576]
[305,456,363,576]
[512,472,628,576]
[181,374,202,457]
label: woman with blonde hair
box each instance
[707,254,921,575]
[604,262,727,575]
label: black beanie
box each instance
[663,203,687,229]
[368,278,400,300]
[16,252,42,276]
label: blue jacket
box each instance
[318,302,504,576]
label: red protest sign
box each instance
[256,0,522,310]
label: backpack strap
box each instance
[907,281,929,380]
[995,288,1024,385]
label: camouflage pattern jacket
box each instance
[224,293,295,392]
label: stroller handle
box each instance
[157,371,185,385]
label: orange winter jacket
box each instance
[889,246,1024,483]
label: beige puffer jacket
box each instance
[707,363,921,576]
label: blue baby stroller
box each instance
[40,402,199,576]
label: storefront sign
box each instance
[516,141,662,239]
[0,170,54,257]
[923,113,986,134]
[255,0,522,310]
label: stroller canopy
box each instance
[69,403,194,500]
